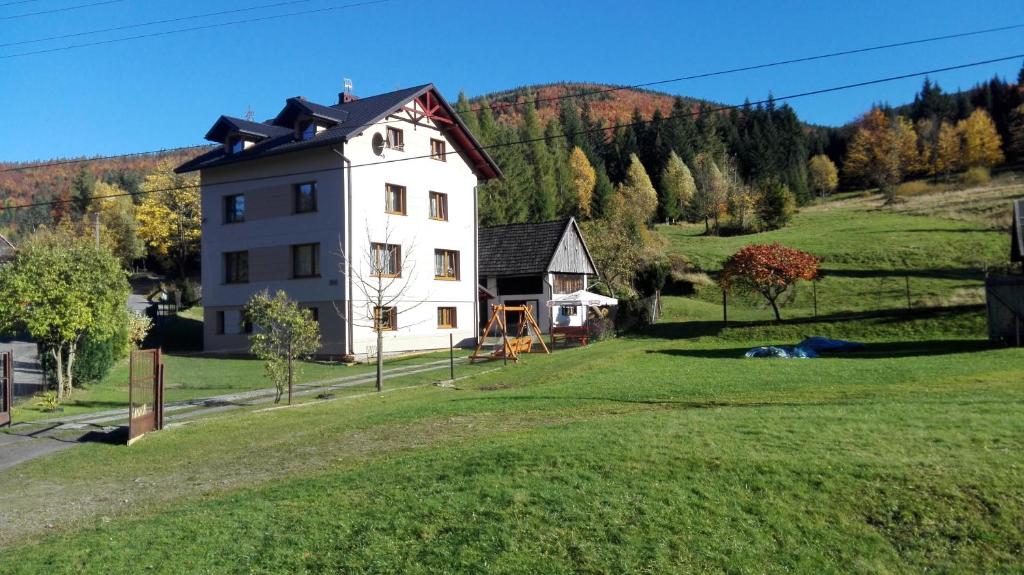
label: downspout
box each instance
[473,183,479,345]
[331,145,355,356]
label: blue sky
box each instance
[1,0,1022,162]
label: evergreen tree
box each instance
[665,97,697,163]
[71,167,96,218]
[545,119,574,217]
[591,160,615,218]
[558,97,582,151]
[757,179,796,230]
[454,91,480,138]
[520,101,557,222]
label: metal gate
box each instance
[0,351,11,427]
[986,275,1024,346]
[128,348,164,445]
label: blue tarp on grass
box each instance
[745,337,865,359]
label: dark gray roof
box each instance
[479,218,574,277]
[1013,199,1024,263]
[204,116,291,142]
[176,84,500,179]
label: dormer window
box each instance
[299,121,317,141]
[229,138,245,154]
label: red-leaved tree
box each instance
[719,243,821,321]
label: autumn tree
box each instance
[91,182,144,268]
[718,243,821,321]
[246,290,321,405]
[932,121,961,179]
[807,154,839,198]
[617,153,658,227]
[957,109,1004,168]
[0,231,128,399]
[659,151,695,223]
[757,179,796,230]
[568,146,596,218]
[136,161,201,278]
[843,108,917,198]
[690,152,727,234]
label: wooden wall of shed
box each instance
[986,275,1024,346]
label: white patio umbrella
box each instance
[546,290,619,308]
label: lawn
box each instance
[2,184,1022,572]
[1,302,1022,572]
[10,346,479,423]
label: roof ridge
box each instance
[481,217,571,230]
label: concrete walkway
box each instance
[0,356,468,471]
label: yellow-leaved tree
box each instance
[807,154,839,198]
[617,153,658,227]
[932,121,961,179]
[957,109,1004,169]
[843,108,915,198]
[568,146,596,219]
[91,182,144,268]
[136,161,201,278]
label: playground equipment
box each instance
[470,304,550,362]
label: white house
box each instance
[478,217,598,332]
[176,84,501,357]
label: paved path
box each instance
[0,357,468,471]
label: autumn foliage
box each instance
[719,243,821,321]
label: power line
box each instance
[2,53,1020,213]
[0,0,316,48]
[0,0,389,58]
[5,23,1021,174]
[0,0,119,21]
[0,0,43,8]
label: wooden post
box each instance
[905,275,912,310]
[449,333,454,380]
[813,281,818,318]
[722,290,728,325]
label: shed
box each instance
[478,217,598,332]
[985,199,1024,346]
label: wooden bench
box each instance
[551,326,589,348]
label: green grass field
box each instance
[1,183,1022,573]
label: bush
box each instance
[585,314,615,342]
[634,259,669,297]
[72,326,127,386]
[961,167,991,187]
[757,180,796,230]
[897,180,932,197]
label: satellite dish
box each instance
[371,132,385,156]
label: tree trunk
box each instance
[768,297,782,322]
[375,329,383,392]
[51,346,64,399]
[287,345,293,405]
[65,341,77,398]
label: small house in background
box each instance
[985,199,1024,346]
[478,217,598,332]
[0,234,15,265]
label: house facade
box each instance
[478,218,598,332]
[176,85,500,356]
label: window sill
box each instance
[294,210,318,215]
[224,281,249,285]
[430,157,446,162]
[292,275,322,280]
[373,274,402,279]
[434,276,459,281]
[224,220,245,225]
[384,211,407,216]
[428,216,449,222]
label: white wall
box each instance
[343,103,480,355]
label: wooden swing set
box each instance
[469,304,550,363]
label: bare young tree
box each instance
[336,220,427,392]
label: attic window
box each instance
[299,121,317,141]
[227,136,248,154]
[386,127,404,151]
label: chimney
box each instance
[338,77,357,104]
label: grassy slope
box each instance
[1,332,1022,573]
[659,188,1017,323]
[3,185,1023,573]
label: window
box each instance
[224,251,248,284]
[560,306,578,317]
[241,310,253,334]
[385,183,406,215]
[224,194,245,223]
[386,126,404,151]
[371,243,401,277]
[228,138,245,154]
[430,138,446,161]
[496,276,543,295]
[299,121,317,141]
[374,306,397,331]
[294,182,317,213]
[215,311,225,334]
[434,249,460,280]
[437,306,457,328]
[429,192,448,221]
[292,243,320,278]
[553,274,584,294]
